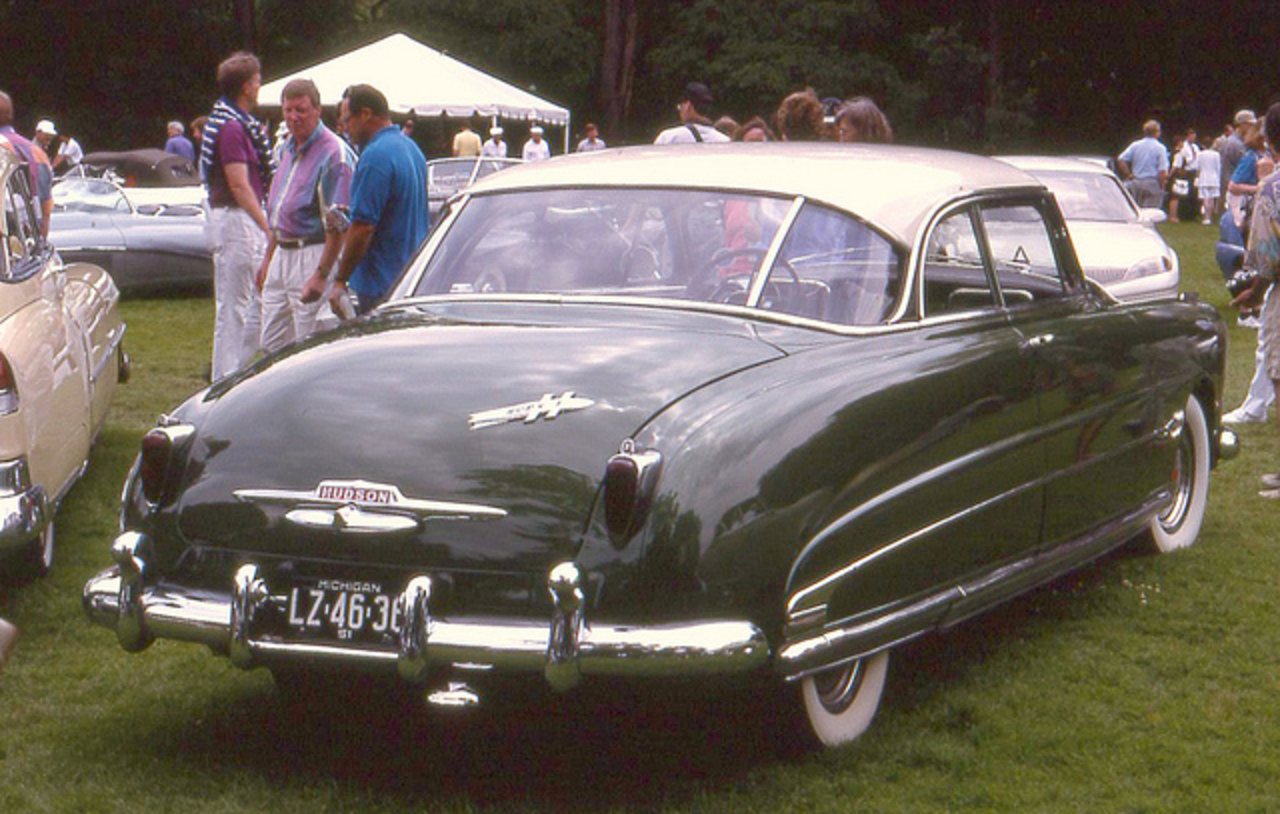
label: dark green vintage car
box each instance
[85,143,1236,747]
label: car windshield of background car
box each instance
[428,160,475,198]
[413,188,904,326]
[53,178,129,214]
[1034,171,1137,223]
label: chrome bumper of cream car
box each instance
[0,458,47,554]
[83,532,770,689]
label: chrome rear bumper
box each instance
[83,532,770,689]
[0,458,47,554]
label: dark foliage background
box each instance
[1,0,1277,157]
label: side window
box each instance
[979,203,1070,305]
[3,171,38,273]
[762,203,903,325]
[921,207,999,317]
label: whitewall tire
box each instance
[799,650,889,747]
[1150,395,1210,553]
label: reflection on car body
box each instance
[85,143,1235,748]
[0,144,125,579]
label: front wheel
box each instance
[1149,395,1210,553]
[798,650,889,747]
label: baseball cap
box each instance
[682,82,715,110]
[530,125,543,135]
[1235,109,1257,126]
[35,119,56,136]
[686,81,716,109]
[490,126,503,136]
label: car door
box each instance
[979,197,1163,548]
[785,202,1046,636]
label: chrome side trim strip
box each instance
[89,322,127,385]
[777,589,959,680]
[383,294,924,337]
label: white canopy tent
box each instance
[259,32,571,153]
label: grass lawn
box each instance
[1,222,1277,812]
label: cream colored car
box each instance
[0,142,125,579]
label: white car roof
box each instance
[463,143,1045,245]
[996,155,1117,177]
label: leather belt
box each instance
[276,236,324,249]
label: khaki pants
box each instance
[260,242,327,354]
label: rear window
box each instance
[412,188,905,326]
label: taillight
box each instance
[138,423,195,505]
[0,352,19,415]
[603,440,663,548]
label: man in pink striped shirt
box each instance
[256,78,356,352]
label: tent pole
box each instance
[563,116,571,156]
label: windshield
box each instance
[428,159,520,199]
[1031,170,1138,222]
[53,178,131,213]
[410,187,905,326]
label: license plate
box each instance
[285,578,402,643]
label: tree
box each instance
[598,0,639,135]
[644,0,901,129]
[379,0,596,119]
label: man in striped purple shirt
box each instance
[255,78,356,352]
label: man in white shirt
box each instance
[481,126,507,157]
[654,82,730,145]
[34,119,83,175]
[522,126,551,161]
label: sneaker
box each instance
[1239,315,1262,329]
[0,618,16,670]
[1222,408,1267,424]
[1260,488,1280,499]
[1262,473,1280,488]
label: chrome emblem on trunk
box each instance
[234,479,507,534]
[468,391,595,431]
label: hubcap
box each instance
[813,659,867,715]
[1159,433,1194,532]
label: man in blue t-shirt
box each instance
[1117,119,1169,209]
[303,84,427,315]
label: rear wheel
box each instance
[1149,395,1210,553]
[798,651,889,747]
